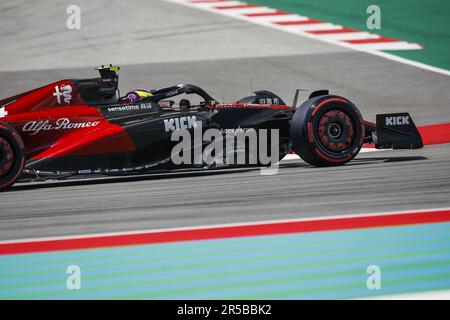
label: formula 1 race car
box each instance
[0,65,423,190]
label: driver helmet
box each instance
[123,89,153,103]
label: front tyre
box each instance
[291,95,365,166]
[0,123,25,191]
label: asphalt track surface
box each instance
[0,0,449,241]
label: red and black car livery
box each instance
[0,65,423,190]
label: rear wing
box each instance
[374,113,423,149]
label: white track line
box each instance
[352,42,423,51]
[314,32,380,41]
[1,207,449,245]
[164,0,450,76]
[195,1,242,5]
[247,14,309,22]
[212,7,276,15]
[281,23,343,32]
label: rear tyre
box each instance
[290,95,364,166]
[0,123,25,191]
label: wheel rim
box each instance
[317,109,355,153]
[0,137,14,177]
